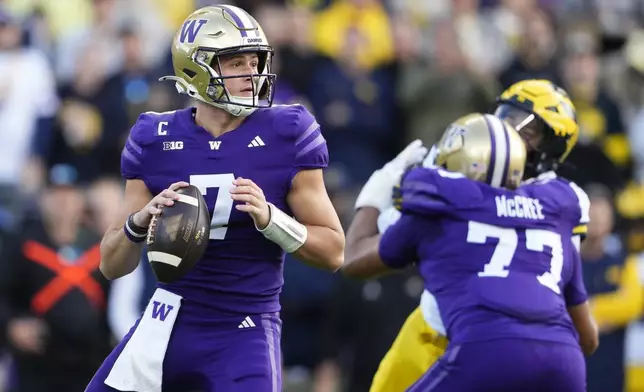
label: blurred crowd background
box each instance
[0,0,643,391]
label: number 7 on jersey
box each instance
[190,173,236,240]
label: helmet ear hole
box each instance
[183,68,197,79]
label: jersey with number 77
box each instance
[380,166,590,347]
[120,105,328,316]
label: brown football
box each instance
[146,185,210,283]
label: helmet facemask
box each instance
[194,46,276,116]
[163,45,276,117]
[495,103,567,177]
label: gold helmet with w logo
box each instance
[495,80,578,175]
[393,113,527,211]
[160,5,275,117]
[433,113,527,189]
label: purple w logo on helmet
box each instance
[179,19,207,44]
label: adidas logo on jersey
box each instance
[247,136,265,148]
[238,316,256,329]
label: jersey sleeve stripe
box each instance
[295,120,320,145]
[126,136,142,155]
[121,147,141,166]
[295,133,326,159]
[295,126,321,151]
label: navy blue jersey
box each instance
[121,105,328,316]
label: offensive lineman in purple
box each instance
[379,168,590,391]
[342,114,596,391]
[381,168,588,347]
[87,5,344,392]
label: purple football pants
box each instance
[407,339,586,392]
[85,304,282,392]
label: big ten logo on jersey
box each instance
[163,141,184,151]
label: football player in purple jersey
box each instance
[355,79,599,392]
[87,5,344,392]
[343,110,598,391]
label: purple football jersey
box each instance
[380,167,589,347]
[121,105,328,316]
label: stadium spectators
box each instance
[581,184,644,392]
[0,165,111,392]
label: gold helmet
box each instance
[495,79,578,174]
[160,5,275,117]
[433,113,527,189]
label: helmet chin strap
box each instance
[216,94,258,117]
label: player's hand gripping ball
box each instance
[229,177,270,230]
[133,181,189,227]
[146,185,211,283]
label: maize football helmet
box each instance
[495,79,578,175]
[433,113,527,189]
[160,5,275,117]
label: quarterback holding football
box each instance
[88,5,344,392]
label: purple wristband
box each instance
[124,219,147,243]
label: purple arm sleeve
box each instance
[378,214,422,269]
[564,247,588,307]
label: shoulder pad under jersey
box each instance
[121,110,181,180]
[521,173,590,238]
[397,167,484,216]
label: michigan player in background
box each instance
[88,5,344,392]
[349,80,595,392]
[343,113,598,391]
